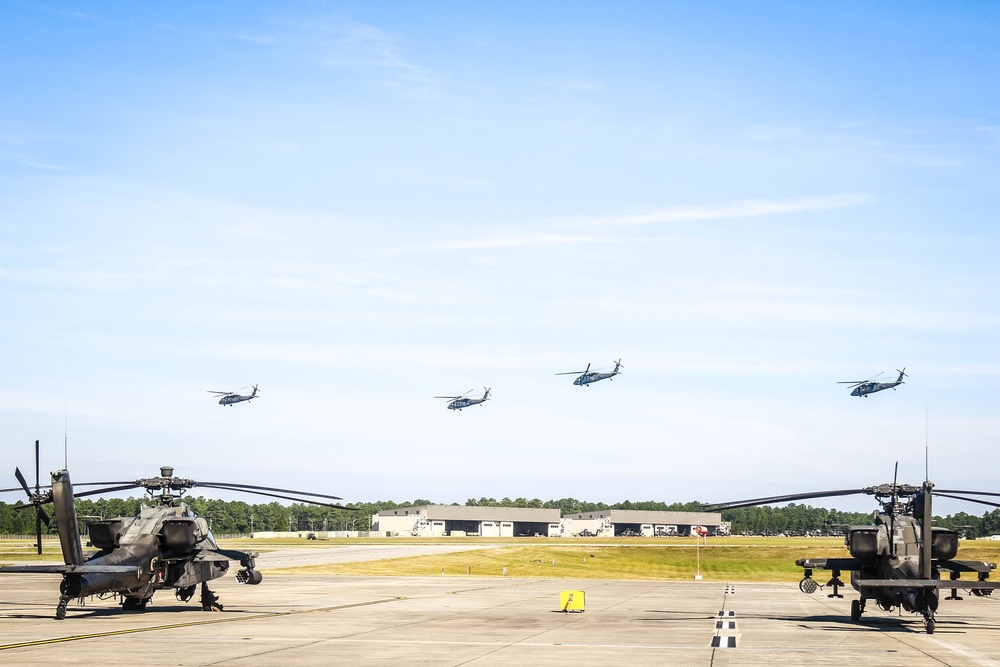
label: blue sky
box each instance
[1,2,998,513]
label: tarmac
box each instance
[3,546,1000,666]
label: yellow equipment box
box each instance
[559,590,585,612]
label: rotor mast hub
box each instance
[136,467,195,505]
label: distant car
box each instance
[577,529,595,537]
[618,530,639,537]
[307,533,317,540]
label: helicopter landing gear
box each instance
[925,612,936,634]
[55,594,70,620]
[176,585,196,602]
[121,596,149,611]
[200,582,223,611]
[826,570,845,598]
[850,598,865,623]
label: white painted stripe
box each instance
[919,637,1000,667]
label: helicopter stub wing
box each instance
[852,579,1000,590]
[796,557,863,571]
[938,559,997,575]
[0,564,140,574]
[192,547,258,564]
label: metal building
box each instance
[564,509,725,537]
[373,505,562,537]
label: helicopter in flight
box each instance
[708,467,1000,634]
[0,441,352,620]
[838,368,907,397]
[208,384,259,406]
[435,387,491,410]
[556,359,623,386]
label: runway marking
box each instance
[0,597,403,652]
[712,635,737,648]
[308,638,888,652]
[917,637,1000,667]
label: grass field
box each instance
[6,537,1000,583]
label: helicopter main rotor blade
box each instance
[935,492,1000,509]
[196,483,354,509]
[556,371,586,375]
[68,481,135,487]
[837,381,866,385]
[707,488,867,511]
[71,484,142,498]
[937,489,1000,498]
[197,482,344,501]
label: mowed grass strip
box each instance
[265,541,1000,581]
[263,544,854,581]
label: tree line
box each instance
[2,496,1000,538]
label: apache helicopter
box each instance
[708,467,1000,634]
[208,384,259,406]
[0,443,351,620]
[556,360,623,386]
[839,368,907,397]
[434,387,491,411]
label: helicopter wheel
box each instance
[926,617,935,634]
[55,594,70,620]
[200,582,223,611]
[850,599,863,623]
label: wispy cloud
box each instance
[379,233,617,255]
[25,161,64,171]
[537,75,604,92]
[235,15,455,100]
[379,194,871,255]
[559,193,872,229]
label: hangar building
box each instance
[374,505,561,537]
[565,509,726,537]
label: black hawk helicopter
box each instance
[434,387,491,410]
[838,368,907,397]
[556,359,623,386]
[708,467,1000,634]
[0,442,352,620]
[208,384,259,406]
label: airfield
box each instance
[3,543,1000,666]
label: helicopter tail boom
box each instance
[51,470,85,566]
